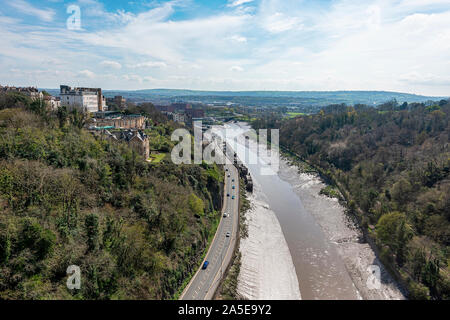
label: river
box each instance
[210,122,405,300]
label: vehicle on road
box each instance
[232,185,235,190]
[202,261,209,270]
[232,196,235,200]
[228,174,231,178]
[232,179,235,182]
[227,193,230,197]
[226,232,231,238]
[223,212,229,218]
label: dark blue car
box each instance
[202,261,209,270]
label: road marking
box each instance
[180,155,239,300]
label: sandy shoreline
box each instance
[278,158,406,300]
[237,181,302,300]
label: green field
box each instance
[149,153,166,163]
[286,112,306,118]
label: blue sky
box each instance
[0,0,449,95]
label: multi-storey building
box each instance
[0,85,43,101]
[92,112,146,130]
[44,95,61,110]
[106,96,127,110]
[103,129,150,159]
[60,85,106,113]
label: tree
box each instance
[376,212,411,259]
[189,193,204,216]
[56,106,69,128]
[19,218,55,260]
[85,213,99,252]
[396,220,409,266]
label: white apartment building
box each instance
[173,113,186,123]
[44,96,61,110]
[60,85,106,113]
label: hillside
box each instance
[0,93,224,299]
[252,100,450,299]
[42,89,446,108]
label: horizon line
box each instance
[34,87,448,98]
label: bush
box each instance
[408,281,430,300]
[19,218,56,261]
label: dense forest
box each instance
[0,92,224,299]
[252,99,449,300]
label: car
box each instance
[232,185,235,190]
[223,212,229,218]
[232,179,235,182]
[228,174,231,178]
[227,193,230,197]
[202,261,209,270]
[226,168,229,172]
[226,232,231,238]
[232,196,235,200]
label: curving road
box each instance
[181,161,239,300]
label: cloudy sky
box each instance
[0,0,449,95]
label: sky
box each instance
[0,0,449,96]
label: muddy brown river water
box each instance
[212,123,362,300]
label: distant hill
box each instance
[42,88,447,107]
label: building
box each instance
[60,85,106,113]
[171,102,191,111]
[106,96,127,110]
[104,129,150,159]
[92,112,146,130]
[163,112,186,123]
[186,108,205,118]
[155,105,175,113]
[44,95,61,110]
[172,113,186,123]
[0,85,43,101]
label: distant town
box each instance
[1,84,446,163]
[1,85,218,161]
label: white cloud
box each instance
[131,61,168,68]
[123,74,143,83]
[263,12,303,33]
[80,5,251,64]
[230,66,244,72]
[9,0,55,22]
[100,60,122,69]
[1,0,450,95]
[77,0,135,24]
[78,70,95,78]
[143,76,157,82]
[227,0,255,7]
[229,35,247,43]
[399,72,450,86]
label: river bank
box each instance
[215,122,405,300]
[278,156,406,300]
[236,183,302,300]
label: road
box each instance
[180,160,240,300]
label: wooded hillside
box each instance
[0,93,224,299]
[252,100,449,299]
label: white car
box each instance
[226,232,231,238]
[223,212,229,218]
